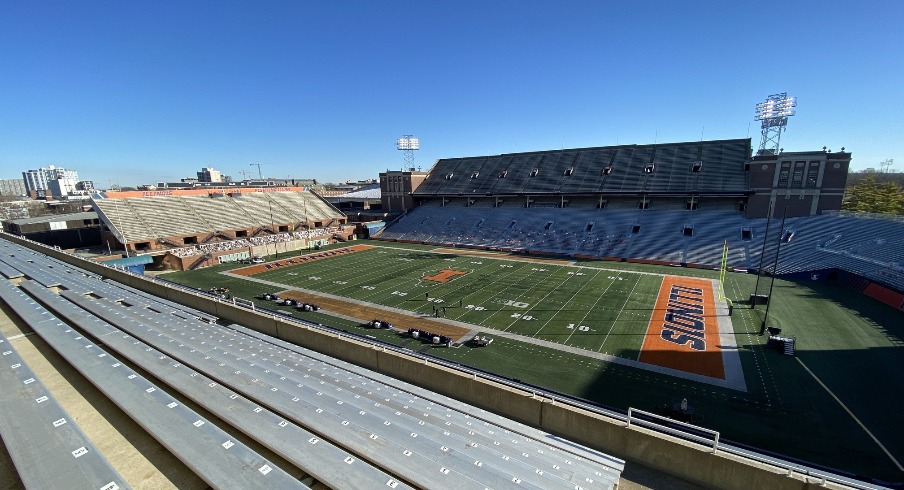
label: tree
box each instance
[843,175,904,214]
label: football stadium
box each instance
[1,135,903,489]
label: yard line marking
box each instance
[796,357,903,471]
[501,268,576,332]
[554,270,614,345]
[598,273,642,353]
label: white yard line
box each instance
[599,273,644,352]
[531,268,603,338]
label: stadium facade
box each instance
[406,138,849,219]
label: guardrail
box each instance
[1,232,891,490]
[627,408,720,453]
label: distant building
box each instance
[22,165,80,199]
[379,169,428,213]
[0,178,27,197]
[76,181,95,192]
[2,211,101,249]
[197,167,226,183]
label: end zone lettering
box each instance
[660,285,706,351]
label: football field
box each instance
[160,242,904,480]
[245,246,664,357]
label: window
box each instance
[791,161,805,188]
[805,162,819,188]
[778,161,791,188]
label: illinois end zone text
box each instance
[639,276,725,379]
[661,285,706,351]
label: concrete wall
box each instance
[1,232,845,489]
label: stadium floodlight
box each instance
[396,135,420,151]
[754,93,796,156]
[755,95,797,120]
[397,135,419,167]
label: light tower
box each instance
[396,135,419,167]
[754,93,797,156]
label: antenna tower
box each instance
[754,93,797,156]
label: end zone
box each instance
[639,276,744,389]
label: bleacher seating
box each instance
[416,139,750,197]
[92,190,345,245]
[381,203,904,290]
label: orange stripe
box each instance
[638,276,725,379]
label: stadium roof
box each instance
[7,211,98,226]
[335,183,381,200]
[414,138,752,197]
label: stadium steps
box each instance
[93,198,158,243]
[0,279,307,489]
[127,197,211,238]
[0,330,129,490]
[23,283,408,490]
[181,195,252,231]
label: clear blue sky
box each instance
[1,1,901,187]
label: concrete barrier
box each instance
[0,233,853,489]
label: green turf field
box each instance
[246,247,665,358]
[161,242,904,482]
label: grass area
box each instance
[160,242,904,481]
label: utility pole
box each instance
[879,159,894,174]
[760,204,788,335]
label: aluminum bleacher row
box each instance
[380,204,904,290]
[0,239,624,489]
[0,278,308,489]
[91,190,345,244]
[0,330,129,490]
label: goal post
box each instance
[718,240,728,301]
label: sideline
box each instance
[796,357,904,471]
[224,271,748,391]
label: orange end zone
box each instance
[231,244,374,276]
[423,269,468,283]
[638,276,725,379]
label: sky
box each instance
[1,1,902,188]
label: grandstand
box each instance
[380,138,904,302]
[91,187,351,270]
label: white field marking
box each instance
[447,262,537,321]
[598,273,642,352]
[371,244,673,277]
[530,268,602,338]
[796,357,904,471]
[561,271,621,347]
[501,268,578,333]
[721,274,775,407]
